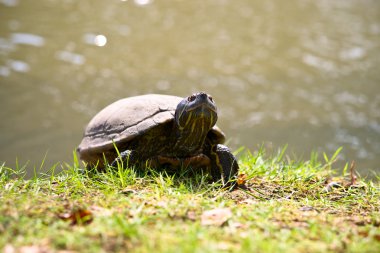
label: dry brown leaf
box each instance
[4,244,50,253]
[237,173,248,186]
[201,208,232,226]
[3,244,15,253]
[58,208,93,225]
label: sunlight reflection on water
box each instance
[10,33,45,47]
[83,34,107,47]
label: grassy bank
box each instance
[1,148,379,253]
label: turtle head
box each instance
[174,92,218,132]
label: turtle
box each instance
[77,92,239,185]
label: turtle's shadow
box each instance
[83,164,218,191]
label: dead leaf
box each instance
[4,244,15,253]
[58,207,93,225]
[201,208,232,226]
[358,231,369,237]
[4,244,50,253]
[237,173,248,186]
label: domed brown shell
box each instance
[77,94,225,162]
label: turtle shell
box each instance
[77,94,225,164]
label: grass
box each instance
[0,147,379,253]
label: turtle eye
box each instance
[188,95,196,102]
[208,96,213,102]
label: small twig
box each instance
[349,160,357,186]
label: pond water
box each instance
[1,0,379,176]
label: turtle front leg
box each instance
[111,150,139,168]
[207,144,239,186]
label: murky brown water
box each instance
[1,0,379,176]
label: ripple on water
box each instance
[7,60,30,73]
[10,33,45,47]
[55,51,86,65]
